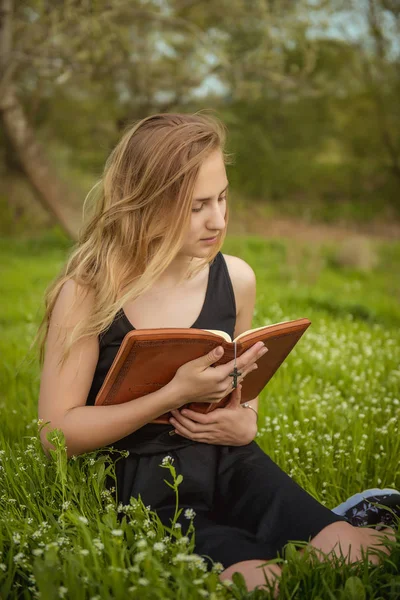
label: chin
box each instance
[178,247,207,262]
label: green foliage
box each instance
[0,231,399,598]
[2,0,400,234]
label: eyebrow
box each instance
[193,182,229,203]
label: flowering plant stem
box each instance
[160,456,184,534]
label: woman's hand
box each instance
[172,342,267,407]
[169,384,258,446]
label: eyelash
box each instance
[192,195,227,213]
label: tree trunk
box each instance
[0,86,79,239]
[0,0,79,240]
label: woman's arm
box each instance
[38,280,185,459]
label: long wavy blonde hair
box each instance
[35,111,233,368]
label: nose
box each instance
[206,202,226,232]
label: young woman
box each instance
[37,112,398,592]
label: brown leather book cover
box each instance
[94,318,311,424]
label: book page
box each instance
[233,321,291,342]
[203,320,292,343]
[202,329,232,342]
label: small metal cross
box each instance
[229,341,242,389]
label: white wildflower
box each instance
[93,538,104,552]
[78,516,88,525]
[174,553,190,562]
[58,587,68,598]
[134,551,148,563]
[80,549,89,556]
[32,549,44,556]
[147,530,156,539]
[179,536,189,545]
[161,455,174,466]
[129,565,140,574]
[153,542,165,552]
[138,578,149,586]
[111,529,123,537]
[173,553,204,564]
[184,508,196,520]
[136,539,147,548]
[13,553,25,564]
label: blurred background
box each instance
[0,0,399,242]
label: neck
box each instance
[156,252,201,286]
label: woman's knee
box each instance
[220,559,281,593]
[308,520,395,563]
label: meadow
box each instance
[1,230,399,599]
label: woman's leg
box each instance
[220,560,281,596]
[308,521,396,564]
[219,524,395,595]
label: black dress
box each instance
[86,252,345,568]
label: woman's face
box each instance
[182,149,228,257]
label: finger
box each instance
[218,343,268,379]
[170,411,214,433]
[237,343,268,371]
[197,345,225,368]
[222,362,258,391]
[225,384,242,408]
[172,421,213,441]
[179,408,219,424]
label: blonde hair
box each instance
[35,111,233,367]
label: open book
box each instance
[94,318,311,424]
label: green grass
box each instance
[1,229,399,599]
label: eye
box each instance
[192,195,227,213]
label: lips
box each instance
[201,236,218,241]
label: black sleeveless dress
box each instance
[86,252,345,568]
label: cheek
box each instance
[184,218,201,242]
[189,214,202,230]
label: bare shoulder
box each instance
[52,279,96,329]
[222,253,256,314]
[222,253,256,290]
